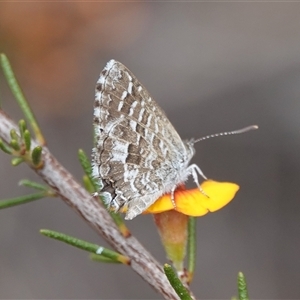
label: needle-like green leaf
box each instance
[31,146,43,167]
[10,129,19,141]
[11,157,24,166]
[238,272,249,300]
[164,264,192,300]
[90,253,122,263]
[40,229,130,265]
[23,129,31,151]
[10,139,20,151]
[0,138,12,154]
[19,179,50,192]
[0,192,48,209]
[18,119,27,139]
[78,149,101,191]
[0,53,45,145]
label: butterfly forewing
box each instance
[92,60,191,219]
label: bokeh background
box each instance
[0,2,300,299]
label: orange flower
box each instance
[145,180,240,280]
[145,180,240,216]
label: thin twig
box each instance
[0,109,186,299]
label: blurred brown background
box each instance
[0,2,300,299]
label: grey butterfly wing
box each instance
[92,60,189,219]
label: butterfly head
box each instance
[183,139,196,165]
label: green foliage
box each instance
[0,138,12,154]
[164,264,193,300]
[23,130,31,151]
[187,216,196,283]
[40,229,130,265]
[0,192,48,209]
[0,53,45,144]
[19,179,50,192]
[31,146,43,167]
[238,272,249,300]
[11,157,24,166]
[78,148,100,192]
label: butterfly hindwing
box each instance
[92,60,193,219]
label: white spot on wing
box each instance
[128,82,133,94]
[95,91,102,101]
[154,121,159,133]
[129,120,137,131]
[127,73,132,81]
[129,101,138,116]
[97,76,105,85]
[146,114,152,127]
[138,108,145,122]
[124,167,139,181]
[105,59,116,70]
[94,107,101,118]
[118,101,124,111]
[113,142,128,160]
[92,164,100,178]
[121,91,127,100]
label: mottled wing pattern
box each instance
[92,60,189,219]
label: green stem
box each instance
[164,264,192,300]
[0,53,45,145]
[187,217,196,283]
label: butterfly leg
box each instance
[186,164,209,197]
[190,164,207,180]
[170,186,176,207]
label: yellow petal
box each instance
[174,188,209,216]
[175,180,239,216]
[144,180,239,216]
[144,193,174,214]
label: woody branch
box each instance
[0,109,185,300]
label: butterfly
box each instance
[92,60,257,220]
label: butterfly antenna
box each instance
[193,125,258,144]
